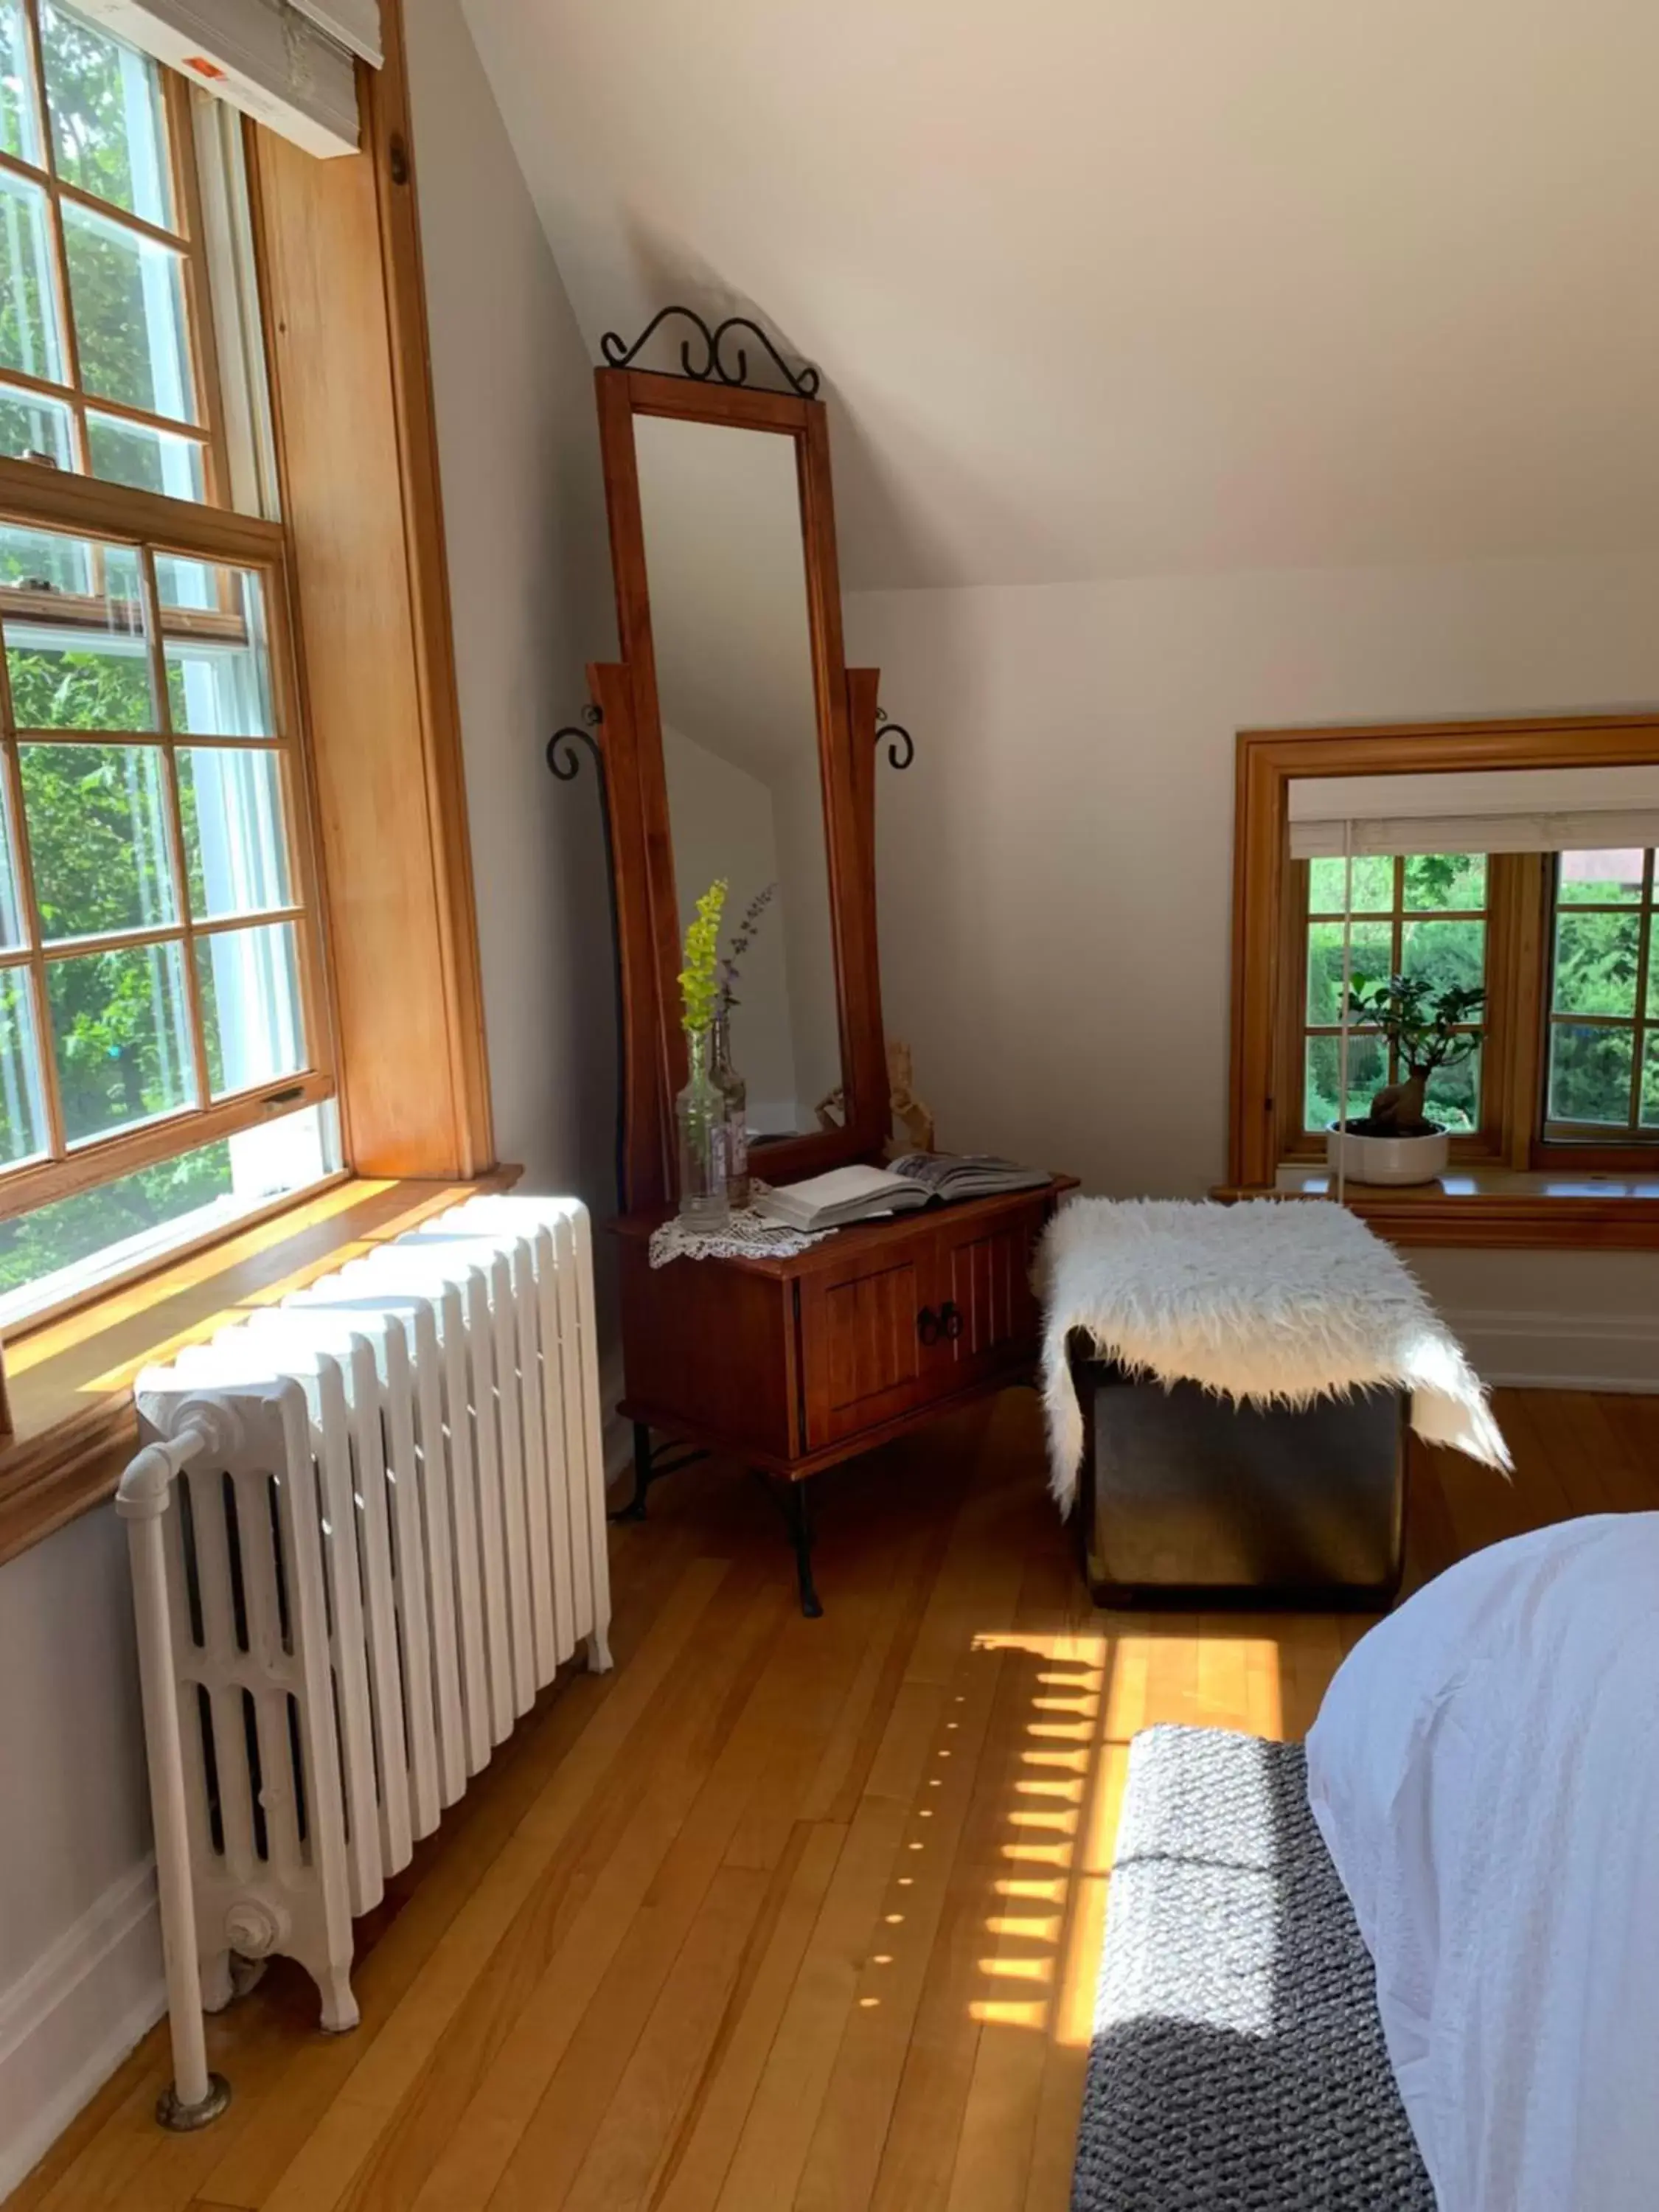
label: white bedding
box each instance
[1306,1514,1659,2211]
[1037,1197,1509,1511]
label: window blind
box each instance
[73,0,380,158]
[1287,765,1659,860]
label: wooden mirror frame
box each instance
[588,366,889,1212]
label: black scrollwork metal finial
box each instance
[875,708,915,771]
[599,305,821,400]
[548,702,604,782]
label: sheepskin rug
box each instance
[1038,1198,1509,1512]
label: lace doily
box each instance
[648,1206,835,1267]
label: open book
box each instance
[754,1154,1051,1233]
[886,1152,1054,1203]
[753,1164,931,1232]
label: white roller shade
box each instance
[73,0,380,159]
[1287,764,1659,860]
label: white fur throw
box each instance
[1037,1198,1510,1512]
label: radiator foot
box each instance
[156,2073,230,2132]
[588,1627,614,1673]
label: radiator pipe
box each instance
[116,1401,243,2132]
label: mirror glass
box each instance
[637,414,843,1137]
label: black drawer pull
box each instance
[917,1306,942,1346]
[942,1301,964,1342]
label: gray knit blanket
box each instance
[1072,1725,1433,2212]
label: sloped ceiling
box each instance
[459,0,1659,591]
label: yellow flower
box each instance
[679,878,728,1034]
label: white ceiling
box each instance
[460,0,1659,591]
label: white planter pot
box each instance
[1324,1121,1450,1187]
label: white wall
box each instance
[0,1511,166,2198]
[846,549,1659,1386]
[407,0,618,1208]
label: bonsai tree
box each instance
[1342,973,1486,1133]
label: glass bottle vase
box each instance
[676,1026,730,1227]
[709,1010,750,1210]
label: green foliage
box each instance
[678,879,727,1035]
[1345,973,1486,1078]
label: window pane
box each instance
[88,408,204,500]
[0,379,72,467]
[1425,1046,1481,1134]
[178,746,290,919]
[1651,914,1659,1021]
[0,526,154,729]
[195,921,303,1098]
[47,934,193,1141]
[1548,1023,1634,1127]
[0,1100,338,1321]
[0,965,46,1162]
[1304,1030,1385,1131]
[40,0,174,229]
[159,563,274,736]
[0,771,25,947]
[0,0,41,164]
[1403,853,1486,912]
[62,198,194,422]
[1402,918,1486,995]
[1307,855,1393,914]
[1558,849,1644,905]
[1553,909,1640,1019]
[1307,919,1392,1023]
[0,168,64,384]
[19,742,174,939]
[1644,1033,1659,1132]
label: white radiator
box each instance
[116,1195,613,2126]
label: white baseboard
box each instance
[0,1857,165,2202]
[1451,1307,1659,1394]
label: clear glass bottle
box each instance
[710,1009,750,1209]
[675,1026,730,1226]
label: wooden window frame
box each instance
[1279,851,1516,1164]
[0,484,336,1217]
[1230,714,1659,1246]
[1535,846,1659,1166]
[0,0,498,1559]
[0,0,229,502]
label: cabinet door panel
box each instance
[937,1217,1040,1381]
[801,1250,933,1447]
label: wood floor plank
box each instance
[256,1558,731,2212]
[25,1383,1655,2212]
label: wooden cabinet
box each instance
[613,1180,1071,1481]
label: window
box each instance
[0,0,227,501]
[0,3,337,1324]
[1232,720,1659,1211]
[1301,852,1488,1141]
[1545,848,1659,1140]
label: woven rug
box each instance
[1072,1725,1433,2212]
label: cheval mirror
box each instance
[565,308,894,1212]
[552,310,1065,1612]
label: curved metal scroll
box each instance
[547,703,605,782]
[546,704,628,1208]
[875,709,915,771]
[599,305,821,400]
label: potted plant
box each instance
[1326,973,1485,1186]
[675,878,729,1222]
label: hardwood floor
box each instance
[13,1384,1658,2212]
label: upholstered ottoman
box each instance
[1037,1198,1508,1610]
[1068,1341,1407,1607]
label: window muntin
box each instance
[1545,849,1658,1138]
[0,0,220,502]
[1301,853,1489,1140]
[0,510,328,1221]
